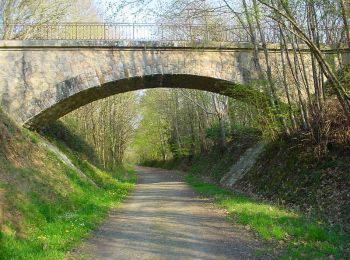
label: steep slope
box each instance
[235,137,350,228]
[0,111,134,259]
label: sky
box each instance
[93,0,162,23]
[92,0,244,23]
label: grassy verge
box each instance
[0,162,135,260]
[186,175,350,259]
[0,123,136,259]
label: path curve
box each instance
[73,167,268,259]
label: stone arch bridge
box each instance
[0,40,348,129]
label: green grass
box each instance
[0,158,135,260]
[186,175,350,259]
[0,111,136,259]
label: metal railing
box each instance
[0,23,345,45]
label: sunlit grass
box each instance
[0,157,135,260]
[186,175,350,259]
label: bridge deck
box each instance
[0,40,344,54]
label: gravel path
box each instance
[73,167,269,260]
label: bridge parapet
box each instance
[0,23,344,46]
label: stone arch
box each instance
[24,74,270,129]
[1,42,339,128]
[0,45,264,128]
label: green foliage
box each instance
[187,152,233,181]
[224,83,288,139]
[23,129,40,144]
[131,90,172,163]
[186,175,350,259]
[145,125,261,181]
[133,88,270,164]
[205,123,230,145]
[222,82,271,110]
[54,93,138,168]
[325,65,350,97]
[230,124,262,143]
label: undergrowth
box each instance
[187,175,350,259]
[237,136,350,229]
[142,125,261,182]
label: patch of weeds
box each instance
[23,129,40,144]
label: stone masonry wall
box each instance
[0,41,347,128]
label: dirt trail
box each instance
[73,167,268,260]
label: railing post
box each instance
[161,24,164,40]
[207,25,210,41]
[104,23,106,40]
[189,24,192,41]
[132,23,135,41]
